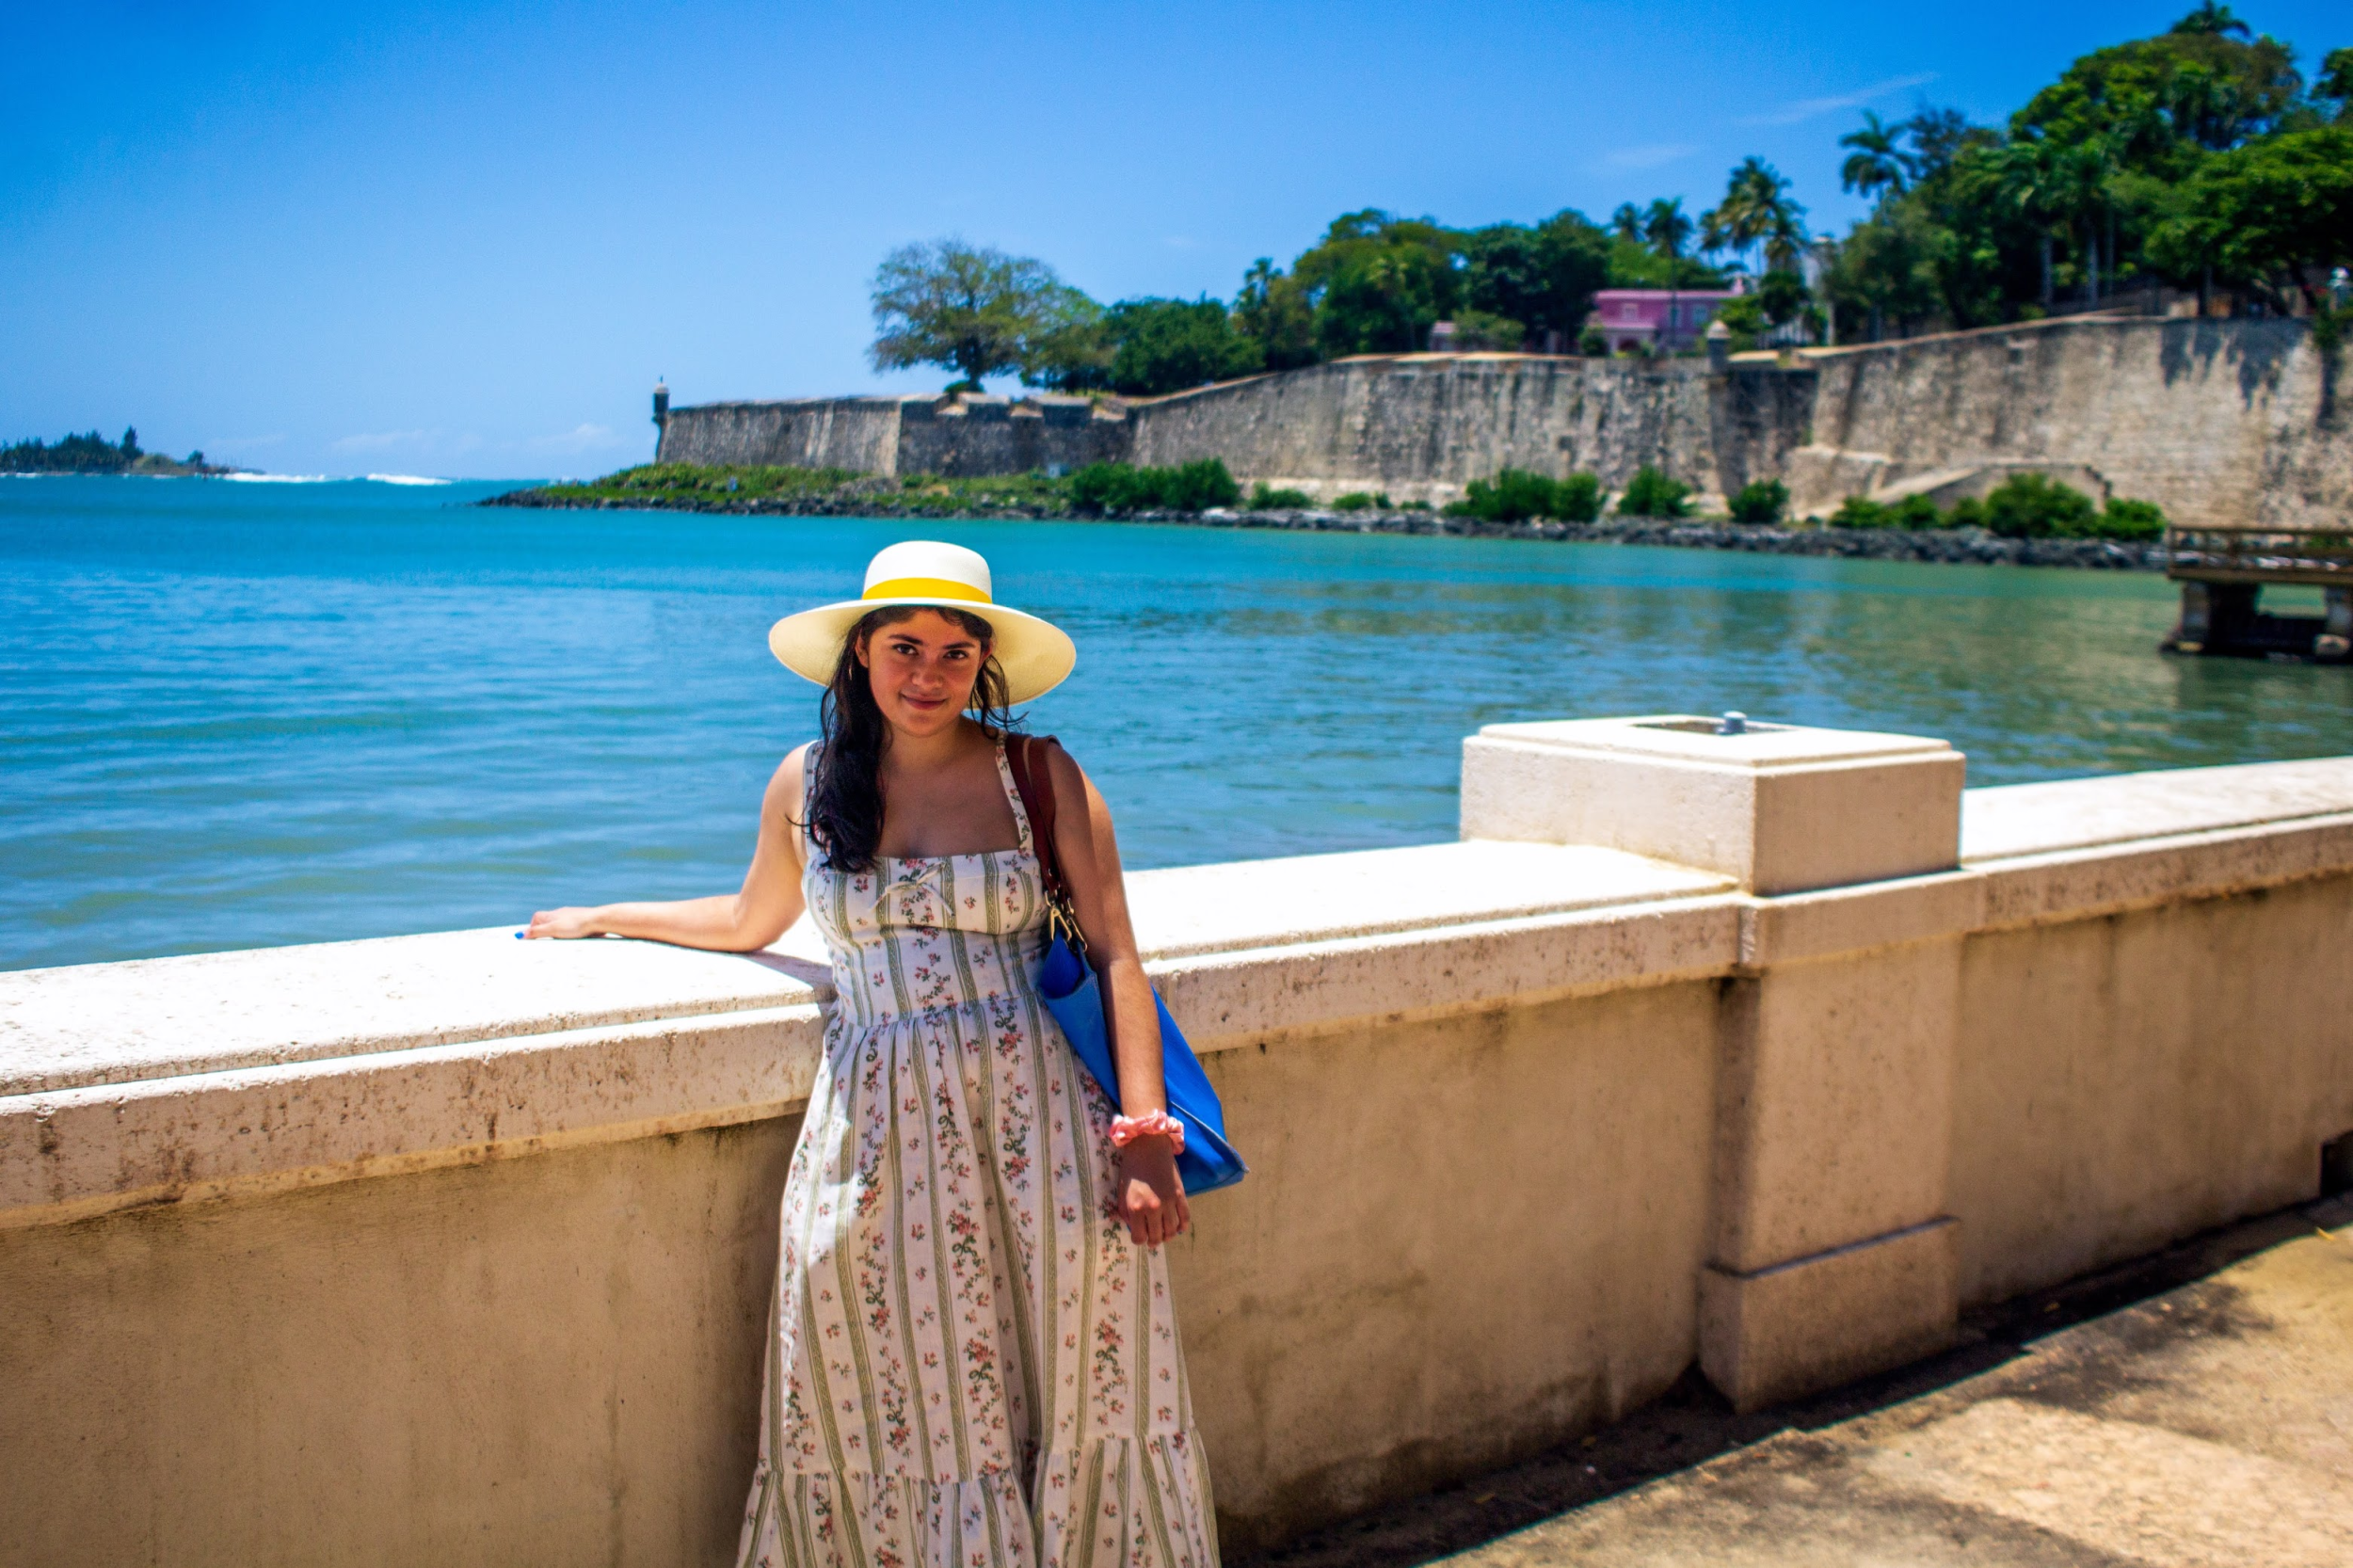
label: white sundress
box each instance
[736,742,1218,1568]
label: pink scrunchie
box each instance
[1109,1111,1185,1152]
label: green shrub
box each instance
[1945,496,1989,530]
[1461,469,1558,522]
[1578,328,1609,358]
[1162,457,1241,510]
[1454,469,1603,523]
[1069,458,1240,513]
[1332,491,1376,512]
[1983,472,2097,538]
[1617,467,1690,519]
[1401,499,1433,511]
[1892,493,1944,530]
[2095,497,2168,541]
[1551,472,1603,522]
[1831,494,1894,529]
[1727,478,1789,525]
[1249,482,1315,509]
[1832,492,1945,530]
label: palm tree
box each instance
[2170,2,2249,38]
[1609,203,1643,242]
[1990,136,2067,310]
[1642,198,1694,262]
[1839,113,1908,204]
[1703,157,1808,277]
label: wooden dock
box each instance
[2162,527,2353,663]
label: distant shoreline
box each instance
[481,487,2165,571]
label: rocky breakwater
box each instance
[485,481,2162,569]
[1181,507,2167,569]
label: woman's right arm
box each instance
[524,745,810,951]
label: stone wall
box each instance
[654,395,910,471]
[8,723,2353,1564]
[1787,316,2351,528]
[896,394,1128,477]
[651,318,2347,525]
[654,393,1126,478]
[1124,354,1811,504]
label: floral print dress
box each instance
[737,743,1218,1568]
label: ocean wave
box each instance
[220,472,336,484]
[366,473,452,486]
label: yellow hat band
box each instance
[862,576,992,605]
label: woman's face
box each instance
[858,610,988,738]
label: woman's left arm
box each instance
[1046,745,1189,1248]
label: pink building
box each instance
[1587,284,1745,354]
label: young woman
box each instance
[526,540,1218,1568]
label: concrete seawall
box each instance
[6,719,2351,1564]
[654,317,2347,523]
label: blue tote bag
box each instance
[1008,737,1246,1195]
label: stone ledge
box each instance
[1738,872,1988,968]
[0,926,829,1097]
[1970,813,2353,931]
[1962,757,2353,861]
[1159,894,1746,1050]
[0,1005,825,1230]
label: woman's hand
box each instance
[525,906,603,939]
[1116,1134,1190,1248]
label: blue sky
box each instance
[3,1,2342,477]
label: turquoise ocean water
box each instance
[7,474,2351,970]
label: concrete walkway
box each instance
[1250,1196,2353,1568]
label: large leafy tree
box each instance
[1233,258,1319,371]
[2148,126,2353,310]
[869,239,1098,388]
[1289,211,1463,357]
[1458,212,1611,342]
[1093,297,1264,395]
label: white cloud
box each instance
[1739,72,1939,127]
[528,423,631,455]
[330,428,432,453]
[1602,143,1701,171]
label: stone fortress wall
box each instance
[654,316,2347,526]
[656,391,1126,478]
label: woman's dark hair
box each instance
[803,605,1018,872]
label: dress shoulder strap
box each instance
[1003,735,1066,899]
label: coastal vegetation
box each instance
[1449,469,1602,523]
[524,463,1070,514]
[869,9,2347,390]
[1064,458,1241,513]
[2,426,214,474]
[518,460,1241,517]
[1727,479,1792,524]
[1828,474,2168,539]
[1616,467,1694,520]
[512,461,2164,544]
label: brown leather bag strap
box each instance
[1005,733,1066,905]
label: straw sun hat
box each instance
[768,540,1077,704]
